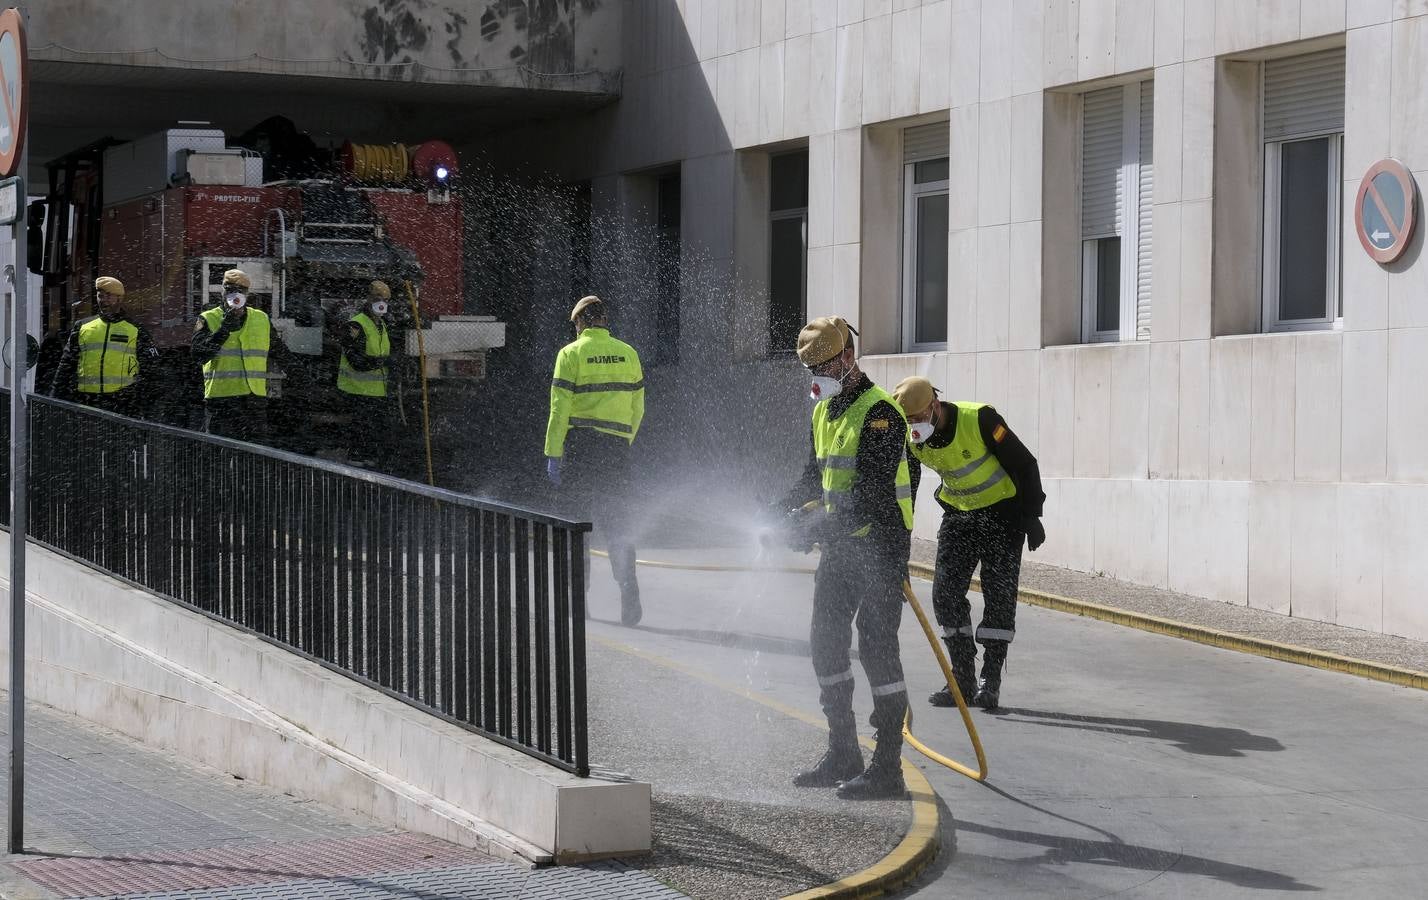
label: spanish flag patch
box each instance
[992,424,1007,443]
[870,419,889,430]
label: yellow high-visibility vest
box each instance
[76,317,139,394]
[544,327,645,457]
[909,402,1018,512]
[812,385,914,536]
[199,306,271,399]
[337,313,391,397]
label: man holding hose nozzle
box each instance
[779,316,914,801]
[891,376,1046,711]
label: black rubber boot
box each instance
[929,637,977,707]
[794,736,863,788]
[974,643,1007,710]
[836,737,906,800]
[619,581,643,627]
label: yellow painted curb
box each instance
[589,634,942,900]
[906,562,1428,692]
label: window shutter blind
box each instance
[1082,87,1123,240]
[1263,48,1345,141]
[1136,80,1154,341]
[903,122,949,163]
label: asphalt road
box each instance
[582,547,1428,899]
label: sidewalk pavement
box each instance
[910,538,1428,676]
[0,692,688,900]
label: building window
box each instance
[902,122,949,350]
[1261,49,1344,331]
[768,150,809,354]
[1080,81,1153,343]
[653,171,681,364]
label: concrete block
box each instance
[950,0,981,107]
[1177,339,1211,479]
[1155,0,1185,65]
[1346,25,1393,180]
[1390,16,1428,164]
[1115,0,1155,72]
[810,28,838,133]
[1179,198,1213,338]
[734,47,762,148]
[949,228,980,353]
[1348,0,1393,27]
[1044,0,1080,86]
[1007,349,1043,442]
[1109,343,1152,478]
[1384,484,1428,640]
[978,98,1013,226]
[980,0,1014,103]
[1096,479,1171,588]
[1248,481,1294,615]
[782,35,813,138]
[813,0,840,31]
[1073,346,1114,478]
[1258,0,1301,46]
[976,350,1012,413]
[1154,64,1185,207]
[1050,477,1098,571]
[835,22,865,129]
[1338,483,1387,633]
[861,13,893,123]
[1209,337,1254,481]
[1215,0,1257,54]
[1010,92,1043,225]
[949,107,980,231]
[1290,482,1341,624]
[1152,201,1183,343]
[1294,332,1343,482]
[786,0,813,36]
[839,0,865,26]
[759,43,785,145]
[833,128,862,245]
[891,8,922,118]
[1039,346,1079,477]
[976,224,1012,351]
[1341,329,1388,482]
[738,0,763,50]
[1341,181,1390,332]
[1078,0,1116,80]
[1148,341,1181,478]
[1387,327,1428,481]
[1009,220,1044,350]
[1301,0,1348,37]
[1184,0,1215,60]
[1250,335,1298,482]
[1012,0,1045,96]
[1181,59,1215,202]
[763,0,788,43]
[919,1,952,113]
[808,132,835,248]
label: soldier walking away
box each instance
[50,276,159,417]
[337,280,399,473]
[191,269,292,444]
[892,376,1046,711]
[781,316,914,801]
[544,296,646,627]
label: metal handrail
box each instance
[7,392,592,775]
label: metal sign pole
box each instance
[7,140,24,856]
[7,4,26,855]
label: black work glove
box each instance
[1023,516,1046,552]
[222,306,246,329]
[783,502,826,554]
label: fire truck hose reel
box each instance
[587,550,989,781]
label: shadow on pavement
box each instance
[986,707,1286,757]
[950,819,1320,892]
[592,617,862,661]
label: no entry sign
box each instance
[0,8,25,180]
[1355,159,1418,265]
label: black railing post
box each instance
[570,528,588,777]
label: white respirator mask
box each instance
[225,292,247,310]
[371,301,389,316]
[908,421,935,444]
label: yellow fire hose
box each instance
[590,549,989,781]
[402,280,438,488]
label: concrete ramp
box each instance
[0,539,651,866]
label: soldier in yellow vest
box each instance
[337,281,398,472]
[50,276,158,416]
[892,376,1046,711]
[191,269,290,443]
[780,316,914,800]
[545,296,646,626]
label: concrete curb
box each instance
[588,635,942,900]
[779,763,939,900]
[906,562,1428,693]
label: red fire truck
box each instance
[33,123,504,467]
